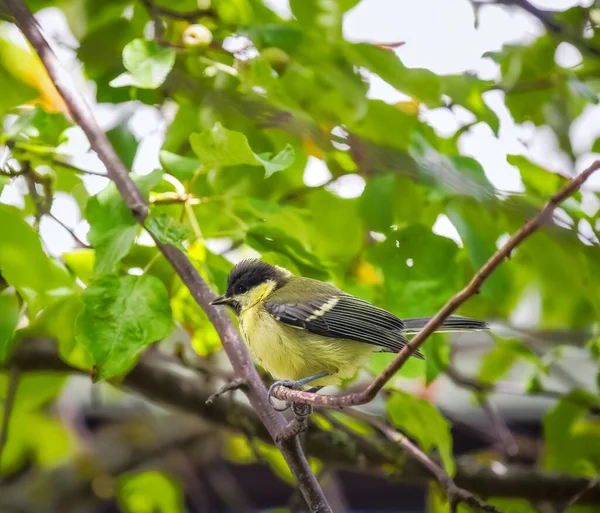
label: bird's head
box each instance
[210,259,292,315]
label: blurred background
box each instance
[1,0,600,511]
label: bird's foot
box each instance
[268,380,299,412]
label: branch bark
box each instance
[272,158,600,408]
[3,2,331,511]
[5,337,600,505]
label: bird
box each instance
[210,259,488,409]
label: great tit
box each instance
[211,259,487,408]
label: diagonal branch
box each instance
[356,412,503,513]
[2,2,331,511]
[272,159,600,408]
[6,337,600,505]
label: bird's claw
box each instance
[268,379,299,412]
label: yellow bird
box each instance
[211,259,487,409]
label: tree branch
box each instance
[272,158,600,408]
[0,366,20,468]
[5,337,600,505]
[361,413,502,513]
[3,2,331,511]
[493,0,600,59]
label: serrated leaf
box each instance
[190,122,259,169]
[75,274,174,380]
[0,292,19,363]
[189,123,293,177]
[86,170,162,274]
[111,39,176,89]
[145,212,189,250]
[255,144,295,177]
[0,204,75,314]
[388,390,455,475]
[159,150,203,180]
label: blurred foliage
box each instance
[1,0,600,511]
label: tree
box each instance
[1,0,600,512]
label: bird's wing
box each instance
[264,293,423,358]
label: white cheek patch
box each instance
[306,297,340,322]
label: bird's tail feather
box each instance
[403,316,488,335]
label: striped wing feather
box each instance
[264,294,424,358]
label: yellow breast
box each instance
[238,302,374,387]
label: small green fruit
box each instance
[261,47,290,73]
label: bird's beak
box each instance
[210,295,231,306]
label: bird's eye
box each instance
[236,284,248,294]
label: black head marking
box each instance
[226,259,290,297]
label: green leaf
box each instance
[289,0,342,42]
[0,292,19,363]
[63,249,95,285]
[506,155,566,199]
[107,119,139,170]
[255,144,295,177]
[75,274,174,381]
[478,338,546,385]
[478,341,518,385]
[1,372,67,413]
[27,294,93,371]
[543,390,600,476]
[190,122,260,169]
[359,173,395,232]
[388,390,455,475]
[447,197,511,303]
[439,74,499,134]
[367,225,460,318]
[0,66,37,116]
[117,471,185,513]
[145,212,190,251]
[345,43,442,107]
[190,125,295,177]
[111,39,176,89]
[6,105,71,146]
[86,170,162,274]
[159,150,203,181]
[246,223,329,279]
[409,134,494,199]
[0,204,75,314]
[0,175,9,196]
[423,336,450,385]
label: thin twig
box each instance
[479,398,519,460]
[273,159,600,408]
[348,409,503,513]
[0,367,20,467]
[493,0,600,59]
[7,337,600,505]
[4,3,332,511]
[559,474,600,513]
[205,377,247,405]
[51,159,109,177]
[47,212,90,248]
